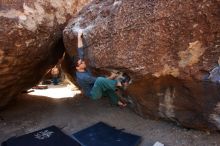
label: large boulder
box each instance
[127,76,220,131]
[63,0,220,131]
[0,0,91,107]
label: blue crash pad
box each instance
[72,122,141,146]
[2,126,80,146]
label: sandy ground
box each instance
[0,85,220,146]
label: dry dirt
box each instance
[0,89,220,146]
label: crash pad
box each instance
[72,122,141,146]
[2,126,80,146]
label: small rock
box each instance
[153,141,164,146]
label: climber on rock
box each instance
[73,30,127,107]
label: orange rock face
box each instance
[0,0,91,107]
[64,0,220,79]
[127,76,220,131]
[63,0,220,130]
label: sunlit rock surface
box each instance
[64,0,219,79]
[0,0,91,107]
[64,0,220,130]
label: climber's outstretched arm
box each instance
[77,30,84,59]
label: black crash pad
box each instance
[72,122,141,146]
[2,126,80,146]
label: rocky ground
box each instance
[0,84,220,146]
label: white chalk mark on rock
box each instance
[209,102,220,129]
[159,88,176,119]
